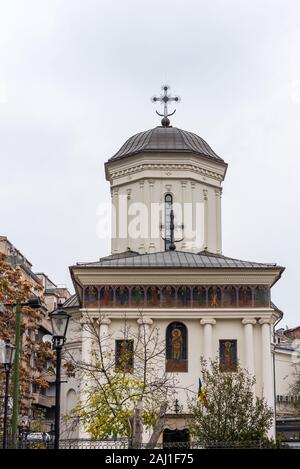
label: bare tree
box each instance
[63,312,181,447]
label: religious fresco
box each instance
[166,322,188,372]
[254,286,269,307]
[146,286,160,306]
[239,286,252,307]
[83,285,270,309]
[193,286,207,307]
[100,286,114,307]
[177,286,191,306]
[115,339,134,373]
[222,286,237,307]
[116,286,129,306]
[131,286,145,306]
[162,286,176,307]
[84,286,99,308]
[208,286,222,307]
[219,339,237,372]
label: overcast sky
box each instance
[1,0,300,326]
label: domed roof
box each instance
[109,126,223,163]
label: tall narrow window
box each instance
[165,193,173,251]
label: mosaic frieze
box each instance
[83,285,270,308]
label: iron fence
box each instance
[3,438,269,449]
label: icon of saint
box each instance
[171,328,183,360]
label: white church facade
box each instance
[60,87,284,442]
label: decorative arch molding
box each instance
[66,388,77,413]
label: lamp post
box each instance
[12,297,42,449]
[50,309,70,450]
[0,340,16,449]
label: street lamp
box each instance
[12,296,42,449]
[0,340,16,449]
[50,309,70,450]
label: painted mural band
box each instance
[83,284,270,309]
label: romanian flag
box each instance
[197,378,208,407]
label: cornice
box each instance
[78,308,280,321]
[71,267,282,287]
[108,162,223,183]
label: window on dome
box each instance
[165,193,173,251]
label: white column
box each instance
[137,317,153,342]
[200,318,216,360]
[181,180,187,250]
[203,189,208,251]
[242,318,256,377]
[80,317,94,364]
[215,188,222,254]
[148,180,156,252]
[111,187,119,253]
[259,318,275,438]
[191,181,196,251]
[139,181,145,253]
[78,316,94,438]
[99,317,111,354]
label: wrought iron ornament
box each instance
[151,85,180,127]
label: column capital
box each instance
[200,318,216,326]
[242,318,257,325]
[137,318,153,326]
[259,318,273,325]
[181,180,187,188]
[80,316,90,326]
[98,318,111,326]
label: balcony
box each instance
[32,393,55,408]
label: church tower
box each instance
[105,85,227,255]
[64,86,284,443]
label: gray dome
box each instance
[109,126,223,162]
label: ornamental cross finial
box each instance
[151,85,180,127]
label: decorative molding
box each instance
[137,318,153,326]
[98,318,111,326]
[181,180,187,188]
[109,163,223,182]
[242,318,257,325]
[259,318,273,325]
[200,318,216,325]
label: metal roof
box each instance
[62,294,79,308]
[74,250,281,270]
[108,126,224,163]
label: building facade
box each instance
[61,102,285,442]
[0,236,70,434]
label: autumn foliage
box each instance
[0,252,54,425]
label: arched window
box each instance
[166,321,188,372]
[164,193,173,251]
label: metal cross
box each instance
[151,85,180,127]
